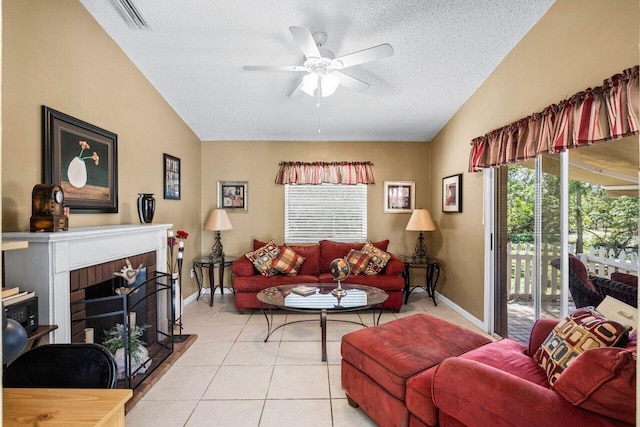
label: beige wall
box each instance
[2,0,202,294]
[430,0,639,320]
[200,141,430,283]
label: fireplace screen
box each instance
[71,269,175,389]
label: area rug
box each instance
[125,334,198,413]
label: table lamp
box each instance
[204,209,233,258]
[406,209,436,260]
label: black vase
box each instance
[137,193,155,224]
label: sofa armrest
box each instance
[527,317,561,356]
[432,358,622,427]
[383,255,404,276]
[231,256,256,277]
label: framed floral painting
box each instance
[43,106,118,213]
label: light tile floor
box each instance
[125,290,489,427]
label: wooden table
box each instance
[3,388,132,426]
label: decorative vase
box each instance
[137,193,155,224]
[67,157,88,188]
[114,346,151,380]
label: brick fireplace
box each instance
[69,251,157,344]
[3,224,171,343]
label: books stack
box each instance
[291,285,317,296]
[2,287,36,306]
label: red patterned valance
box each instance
[275,161,375,185]
[469,66,639,172]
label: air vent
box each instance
[109,0,150,30]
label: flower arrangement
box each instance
[167,230,189,275]
[102,323,150,363]
[67,140,100,188]
[77,140,100,165]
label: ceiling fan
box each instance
[243,26,394,98]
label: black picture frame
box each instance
[442,173,463,213]
[163,153,181,200]
[43,106,118,213]
[217,181,248,211]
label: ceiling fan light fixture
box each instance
[301,73,319,96]
[321,71,341,97]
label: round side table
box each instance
[193,255,236,306]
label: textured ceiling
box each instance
[80,0,555,142]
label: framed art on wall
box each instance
[442,174,462,213]
[217,181,248,211]
[383,181,415,213]
[43,106,118,213]
[163,153,181,200]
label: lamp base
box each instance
[209,231,225,259]
[412,231,429,261]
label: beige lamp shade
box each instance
[204,209,233,231]
[406,209,436,231]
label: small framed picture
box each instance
[442,174,462,213]
[217,181,248,211]
[163,153,180,200]
[383,181,415,213]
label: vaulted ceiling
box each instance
[80,0,555,141]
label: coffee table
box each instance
[257,283,388,361]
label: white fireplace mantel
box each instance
[2,224,172,343]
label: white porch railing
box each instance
[508,243,638,299]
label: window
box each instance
[285,184,367,243]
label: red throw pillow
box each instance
[554,346,636,424]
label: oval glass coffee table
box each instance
[257,283,388,361]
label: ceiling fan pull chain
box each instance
[317,86,322,133]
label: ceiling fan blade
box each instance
[243,65,306,72]
[338,72,370,92]
[289,26,321,59]
[334,43,394,69]
[289,80,305,98]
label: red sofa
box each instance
[231,239,405,314]
[341,314,636,427]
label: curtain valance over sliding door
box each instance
[469,66,639,172]
[275,161,375,185]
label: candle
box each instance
[179,241,184,248]
[129,311,136,326]
[168,230,174,238]
[84,328,94,343]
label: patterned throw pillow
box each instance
[533,307,631,387]
[271,247,306,276]
[361,242,392,275]
[245,240,280,277]
[344,249,372,276]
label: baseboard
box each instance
[184,289,209,306]
[434,291,488,332]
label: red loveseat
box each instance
[231,239,405,314]
[428,318,636,427]
[342,314,636,427]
